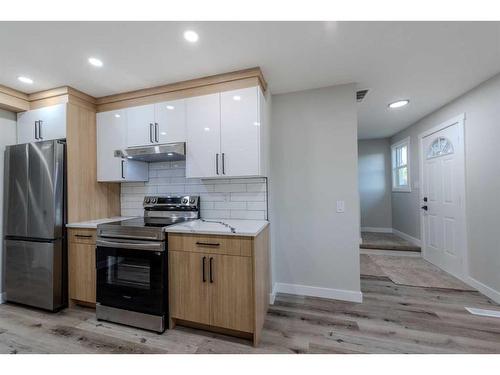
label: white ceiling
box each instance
[1,21,499,139]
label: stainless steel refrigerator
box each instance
[3,139,67,311]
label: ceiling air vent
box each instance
[356,89,370,102]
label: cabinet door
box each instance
[169,251,211,325]
[220,86,260,177]
[127,104,155,147]
[97,109,148,182]
[17,110,37,144]
[209,254,254,333]
[36,103,67,141]
[155,99,186,144]
[68,241,96,304]
[185,93,221,178]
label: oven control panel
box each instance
[143,195,199,209]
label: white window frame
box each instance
[391,137,411,192]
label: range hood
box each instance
[115,142,186,162]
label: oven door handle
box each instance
[96,239,165,252]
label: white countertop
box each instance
[66,217,133,229]
[165,219,269,237]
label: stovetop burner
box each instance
[97,195,200,241]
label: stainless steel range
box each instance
[95,195,200,333]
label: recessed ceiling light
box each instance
[114,114,121,118]
[204,127,210,132]
[18,76,33,84]
[253,122,260,126]
[166,105,175,110]
[233,95,241,101]
[388,99,409,109]
[183,30,199,43]
[88,57,103,67]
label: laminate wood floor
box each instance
[1,276,500,354]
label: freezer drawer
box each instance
[5,239,64,311]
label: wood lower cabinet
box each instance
[168,226,269,346]
[68,228,96,306]
[169,251,211,325]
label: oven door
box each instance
[96,238,166,316]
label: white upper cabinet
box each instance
[186,93,221,179]
[17,103,66,144]
[155,99,186,144]
[97,110,148,182]
[126,104,155,147]
[186,86,267,179]
[126,100,187,147]
[220,86,260,177]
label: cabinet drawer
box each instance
[168,233,252,257]
[68,228,97,244]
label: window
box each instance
[427,136,454,159]
[391,137,411,192]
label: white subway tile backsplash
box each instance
[121,163,267,220]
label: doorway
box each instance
[419,114,467,280]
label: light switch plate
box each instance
[336,200,345,213]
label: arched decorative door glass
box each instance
[427,136,454,159]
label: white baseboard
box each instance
[361,227,393,233]
[392,228,421,247]
[275,282,363,303]
[465,307,500,318]
[360,248,421,257]
[269,283,278,305]
[0,292,5,304]
[466,276,500,304]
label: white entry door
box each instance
[420,115,466,279]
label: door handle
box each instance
[149,123,154,143]
[34,120,39,140]
[154,123,159,142]
[38,120,43,139]
[221,153,225,175]
[121,160,125,179]
[216,153,219,175]
[421,205,428,211]
[202,256,207,283]
[209,257,214,283]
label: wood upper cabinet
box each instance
[96,109,148,182]
[17,103,66,144]
[186,86,267,178]
[68,228,97,305]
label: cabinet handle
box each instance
[202,256,207,283]
[74,234,93,238]
[34,120,39,140]
[149,123,154,143]
[196,241,220,247]
[154,123,159,142]
[38,120,43,139]
[209,257,214,283]
[121,160,125,179]
[216,153,219,175]
[222,153,225,175]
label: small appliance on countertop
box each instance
[95,195,199,333]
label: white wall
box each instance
[270,83,361,302]
[358,138,392,230]
[121,161,268,220]
[0,109,17,303]
[391,72,500,302]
